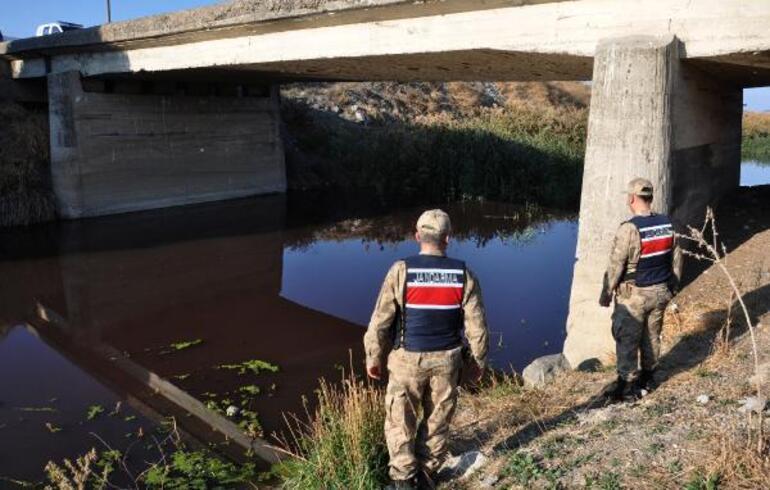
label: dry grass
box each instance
[693,423,770,489]
[743,112,770,137]
[0,100,56,227]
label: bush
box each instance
[284,101,587,209]
[742,112,770,164]
[275,372,389,490]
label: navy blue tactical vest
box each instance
[627,213,674,287]
[393,255,466,352]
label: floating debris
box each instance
[86,405,105,420]
[238,385,261,396]
[45,422,62,433]
[216,359,279,376]
[167,339,204,352]
[109,401,122,416]
[14,406,57,413]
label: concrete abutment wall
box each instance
[47,71,286,219]
[563,35,743,369]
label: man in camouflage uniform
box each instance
[364,209,489,490]
[599,178,683,401]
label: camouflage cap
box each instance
[627,178,654,197]
[416,209,451,236]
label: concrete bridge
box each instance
[2,0,770,367]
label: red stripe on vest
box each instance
[406,286,463,306]
[641,236,673,256]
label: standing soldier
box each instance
[364,209,489,490]
[599,178,683,401]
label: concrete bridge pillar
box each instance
[563,35,742,369]
[47,71,286,218]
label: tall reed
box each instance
[275,371,389,490]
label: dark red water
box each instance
[0,192,577,482]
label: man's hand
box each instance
[366,364,382,380]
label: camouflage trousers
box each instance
[612,282,672,381]
[384,346,462,481]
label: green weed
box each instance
[166,339,204,352]
[684,470,721,490]
[501,451,563,488]
[217,359,279,375]
[584,471,622,489]
[275,372,388,490]
[86,405,105,420]
[143,450,255,489]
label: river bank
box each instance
[444,184,770,489]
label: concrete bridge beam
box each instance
[563,35,742,368]
[47,71,286,219]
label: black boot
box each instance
[636,369,657,393]
[416,470,436,490]
[385,479,417,490]
[606,376,627,402]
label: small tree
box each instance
[680,208,765,453]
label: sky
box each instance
[1,0,770,111]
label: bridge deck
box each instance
[0,0,563,57]
[2,0,770,87]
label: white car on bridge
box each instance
[36,22,82,37]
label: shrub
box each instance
[284,100,587,209]
[275,372,388,490]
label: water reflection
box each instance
[0,193,576,480]
[281,202,577,367]
[741,160,770,187]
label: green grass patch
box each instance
[742,135,770,163]
[584,471,622,490]
[684,470,721,490]
[501,451,563,488]
[274,373,388,490]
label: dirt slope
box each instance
[448,186,770,489]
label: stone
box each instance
[522,353,570,388]
[437,451,488,481]
[738,396,768,414]
[479,474,499,488]
[696,394,710,405]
